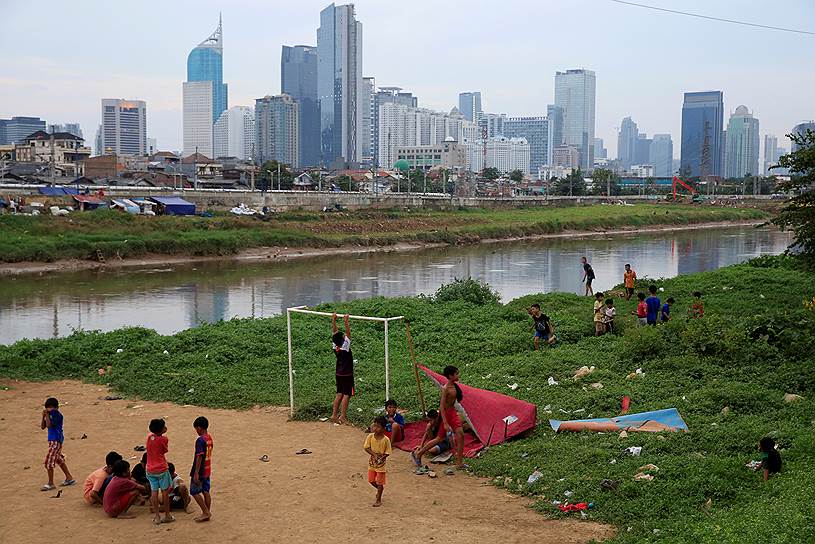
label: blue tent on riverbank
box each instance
[148,196,196,216]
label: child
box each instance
[130,452,150,498]
[384,399,405,444]
[331,312,353,424]
[440,365,466,470]
[167,463,191,512]
[102,460,147,519]
[661,297,675,323]
[411,410,453,472]
[83,451,122,505]
[364,415,392,507]
[623,264,637,301]
[690,291,705,318]
[146,418,174,525]
[528,304,556,349]
[593,292,606,336]
[581,256,595,296]
[604,298,616,333]
[190,416,214,523]
[645,285,661,326]
[758,437,782,481]
[40,397,75,491]
[632,292,648,326]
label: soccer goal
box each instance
[286,306,404,417]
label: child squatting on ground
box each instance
[102,460,148,518]
[40,397,76,491]
[411,409,453,474]
[384,399,404,443]
[364,415,392,507]
[758,437,782,481]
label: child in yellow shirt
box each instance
[364,415,392,507]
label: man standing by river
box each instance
[581,257,595,296]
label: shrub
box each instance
[433,277,501,305]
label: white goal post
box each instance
[286,306,404,417]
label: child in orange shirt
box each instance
[364,416,391,507]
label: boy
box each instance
[604,298,616,334]
[146,418,174,525]
[167,463,192,512]
[102,460,147,519]
[690,291,705,318]
[645,285,661,326]
[623,264,637,301]
[83,451,122,505]
[440,365,466,470]
[383,399,405,444]
[40,397,75,491]
[411,410,452,472]
[581,257,596,296]
[364,415,392,507]
[528,304,556,349]
[130,452,150,498]
[661,297,675,323]
[331,312,353,424]
[593,292,606,336]
[758,437,782,481]
[190,416,214,522]
[632,292,648,326]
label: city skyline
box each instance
[1,0,813,159]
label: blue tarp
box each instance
[39,187,68,196]
[549,408,688,433]
[148,196,196,216]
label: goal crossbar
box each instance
[286,306,405,417]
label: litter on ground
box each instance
[549,408,689,433]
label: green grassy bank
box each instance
[1,258,813,543]
[0,204,769,263]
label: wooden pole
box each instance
[404,321,427,415]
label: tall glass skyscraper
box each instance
[650,134,674,177]
[503,117,550,174]
[617,116,639,171]
[458,92,482,123]
[791,121,815,153]
[725,105,759,178]
[554,69,596,171]
[187,16,228,124]
[282,45,319,167]
[317,3,363,166]
[680,91,724,177]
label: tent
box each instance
[39,186,68,196]
[549,408,688,433]
[395,366,538,457]
[110,198,140,214]
[148,196,196,216]
[72,194,105,211]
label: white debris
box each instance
[162,350,169,355]
[527,470,543,485]
[116,348,123,353]
[508,383,519,391]
[548,376,559,386]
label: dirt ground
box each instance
[0,380,614,544]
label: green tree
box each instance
[509,169,524,183]
[482,167,500,181]
[773,130,815,257]
[335,175,355,192]
[259,160,294,190]
[554,169,586,196]
[591,168,619,196]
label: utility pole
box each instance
[193,145,198,190]
[50,133,56,184]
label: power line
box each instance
[609,0,815,36]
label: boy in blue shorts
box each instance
[190,416,214,522]
[146,418,174,525]
[40,397,75,491]
[528,304,556,349]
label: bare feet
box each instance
[162,515,176,524]
[152,516,161,525]
[117,512,137,519]
[372,501,382,507]
[194,515,211,522]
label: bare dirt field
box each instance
[0,380,614,544]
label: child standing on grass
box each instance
[661,297,675,322]
[364,415,391,507]
[645,285,661,326]
[593,292,606,336]
[102,460,147,519]
[758,437,782,481]
[690,291,705,318]
[623,264,637,300]
[146,418,174,525]
[190,416,213,522]
[384,399,405,444]
[40,397,75,491]
[528,304,556,349]
[632,292,648,325]
[331,312,353,424]
[604,298,616,333]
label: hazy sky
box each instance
[2,0,813,158]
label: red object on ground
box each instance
[672,176,697,201]
[621,396,630,415]
[394,366,538,458]
[558,502,590,512]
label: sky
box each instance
[2,0,814,160]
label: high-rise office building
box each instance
[255,94,299,167]
[635,134,652,166]
[725,105,759,178]
[546,104,564,165]
[466,137,530,174]
[791,121,815,153]
[593,138,607,160]
[214,106,255,160]
[0,116,47,144]
[372,86,417,167]
[94,125,102,156]
[762,134,777,176]
[478,113,505,139]
[680,91,724,177]
[281,45,319,167]
[554,69,596,171]
[361,77,375,165]
[649,134,673,177]
[617,116,638,171]
[504,116,550,173]
[187,16,227,123]
[183,82,214,157]
[458,92,482,123]
[100,99,147,155]
[317,2,363,166]
[48,123,82,138]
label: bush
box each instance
[433,277,501,305]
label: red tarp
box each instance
[395,366,538,457]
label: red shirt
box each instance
[636,301,648,318]
[102,476,138,516]
[146,433,169,474]
[191,433,213,479]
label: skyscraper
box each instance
[187,16,227,123]
[458,92,482,123]
[214,106,255,160]
[100,99,147,155]
[281,45,319,167]
[183,82,214,157]
[650,134,674,177]
[361,76,375,165]
[680,91,724,177]
[635,134,652,166]
[317,3,363,166]
[554,69,596,171]
[617,116,639,171]
[255,94,299,168]
[504,117,550,174]
[0,116,47,144]
[791,121,815,153]
[48,123,82,138]
[546,104,564,165]
[373,87,417,167]
[763,134,778,175]
[725,105,759,178]
[593,138,607,160]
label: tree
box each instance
[482,167,500,181]
[509,169,524,183]
[773,130,815,257]
[554,169,586,196]
[259,160,294,190]
[335,175,355,192]
[591,168,619,196]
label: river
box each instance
[0,225,792,344]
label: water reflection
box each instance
[0,226,791,344]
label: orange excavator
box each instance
[671,176,701,202]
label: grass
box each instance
[0,204,770,263]
[1,258,813,543]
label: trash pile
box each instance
[230,203,261,216]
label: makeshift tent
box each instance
[39,186,68,196]
[549,408,688,433]
[395,366,537,457]
[149,196,196,216]
[110,198,140,214]
[72,194,105,211]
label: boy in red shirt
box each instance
[632,292,648,326]
[146,418,174,525]
[190,416,214,522]
[103,460,147,518]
